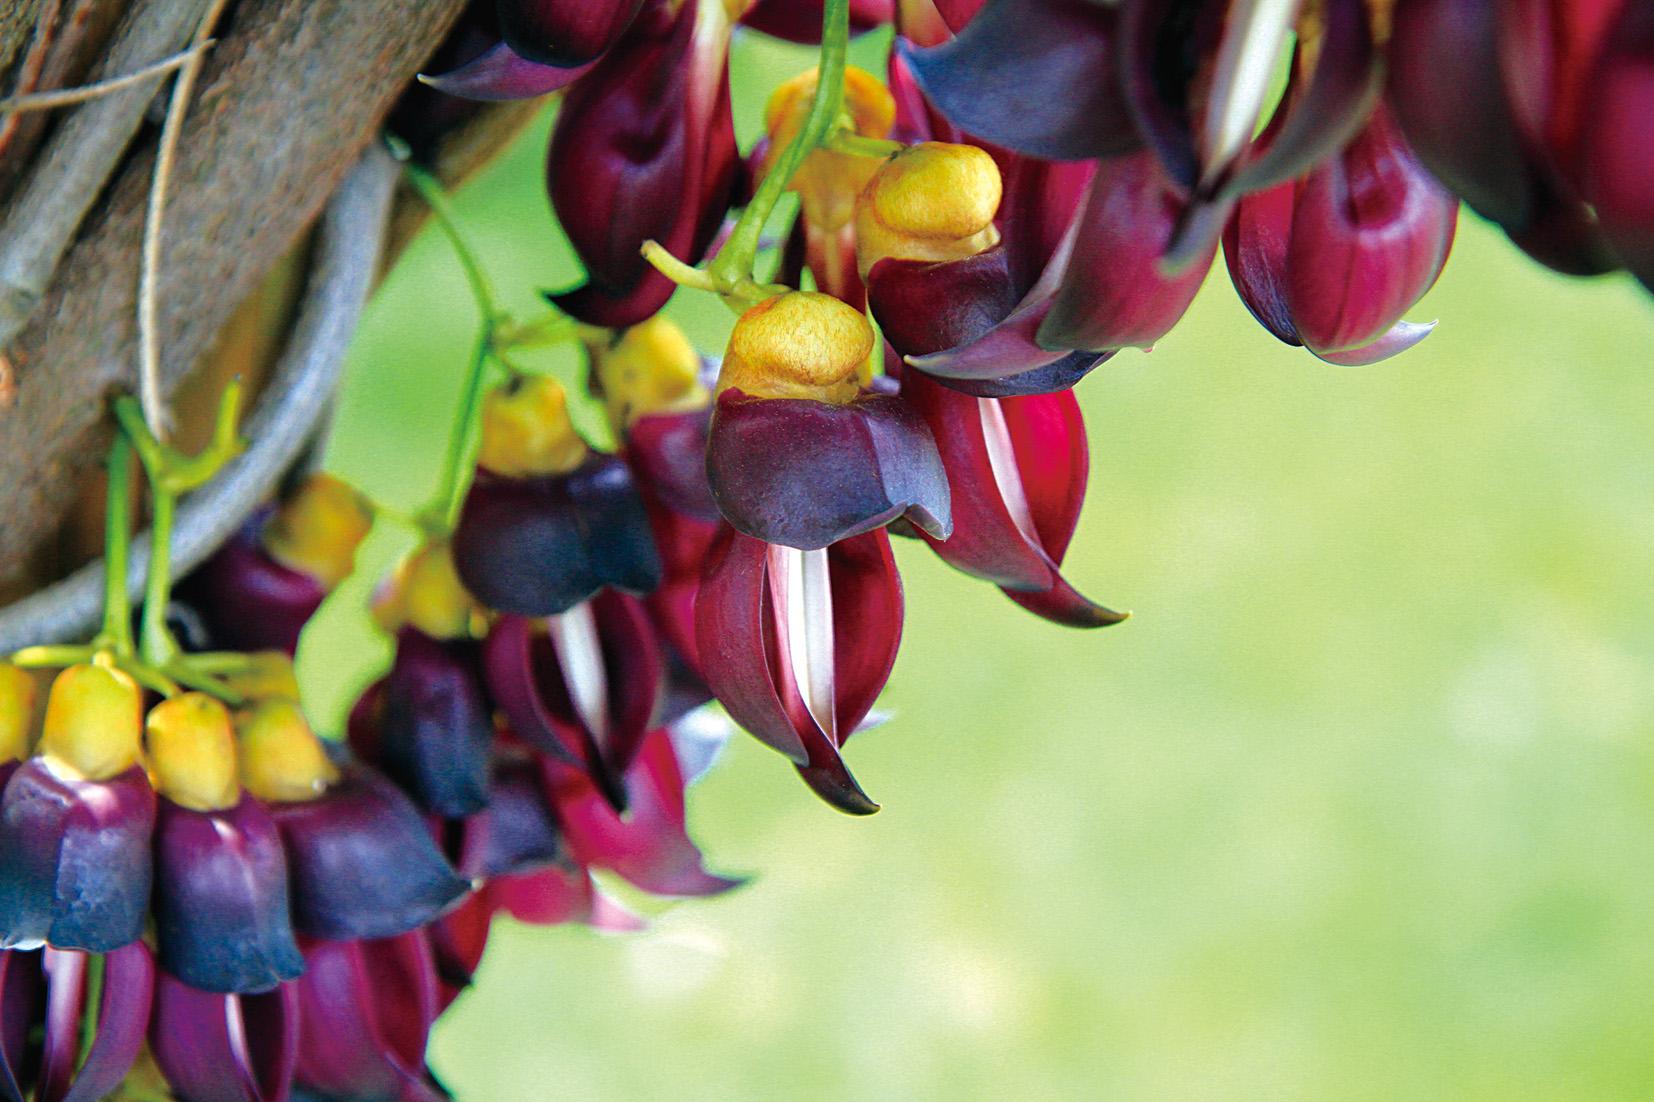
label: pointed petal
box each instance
[0,950,42,1100]
[550,730,742,897]
[1221,178,1304,346]
[295,935,444,1102]
[695,529,810,764]
[497,0,646,67]
[453,456,663,617]
[376,630,495,818]
[0,762,154,953]
[902,0,1138,160]
[153,796,304,995]
[1311,320,1436,366]
[268,767,469,942]
[62,942,155,1102]
[826,530,905,738]
[549,0,738,327]
[708,391,952,549]
[150,974,297,1102]
[1283,105,1457,356]
[419,41,597,101]
[1039,151,1214,351]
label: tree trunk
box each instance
[0,0,470,599]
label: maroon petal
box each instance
[548,729,741,897]
[153,796,304,995]
[1282,105,1457,357]
[1576,0,1654,290]
[901,0,1139,161]
[1039,151,1214,351]
[483,593,663,805]
[1221,176,1302,346]
[869,246,1021,361]
[740,0,892,42]
[496,0,646,67]
[903,374,1120,625]
[625,408,720,522]
[487,866,643,932]
[638,496,720,674]
[419,41,597,101]
[295,934,444,1102]
[548,0,737,327]
[0,949,41,1099]
[0,762,154,954]
[377,629,495,818]
[707,390,951,550]
[452,455,663,618]
[150,973,297,1102]
[695,527,900,815]
[267,767,469,942]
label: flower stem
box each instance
[96,436,136,656]
[404,163,505,328]
[705,0,850,291]
[423,327,494,532]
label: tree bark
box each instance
[0,0,467,594]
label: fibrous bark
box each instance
[0,0,467,593]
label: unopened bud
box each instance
[146,693,240,811]
[716,292,873,404]
[262,474,374,590]
[373,539,482,640]
[0,663,37,763]
[855,141,1003,276]
[767,66,896,233]
[476,375,590,478]
[39,663,143,782]
[237,698,339,804]
[595,316,707,429]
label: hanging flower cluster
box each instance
[2,0,1648,1095]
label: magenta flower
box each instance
[0,943,154,1102]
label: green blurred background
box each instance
[303,27,1654,1102]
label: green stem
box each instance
[97,437,136,655]
[139,485,177,667]
[707,0,850,289]
[421,327,494,532]
[76,953,104,1074]
[405,163,505,327]
[825,130,903,159]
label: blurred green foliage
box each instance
[304,28,1654,1102]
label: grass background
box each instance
[303,28,1654,1102]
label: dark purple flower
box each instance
[496,0,647,67]
[0,942,154,1102]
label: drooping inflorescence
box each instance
[3,0,1649,1096]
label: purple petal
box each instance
[376,630,495,818]
[61,942,155,1102]
[0,762,154,953]
[1313,320,1436,366]
[452,455,663,618]
[176,509,325,656]
[496,0,646,67]
[707,391,952,550]
[625,409,720,523]
[149,972,297,1102]
[420,41,597,101]
[457,754,570,879]
[901,0,1139,160]
[268,767,469,942]
[295,935,445,1102]
[153,796,304,995]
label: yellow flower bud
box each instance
[854,141,1003,277]
[237,698,339,804]
[39,663,144,782]
[262,474,374,590]
[217,652,302,704]
[594,316,708,430]
[716,292,874,404]
[373,539,482,640]
[146,693,240,811]
[476,375,590,478]
[767,66,897,234]
[0,663,38,764]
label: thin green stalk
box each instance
[98,436,136,655]
[139,486,177,667]
[405,163,505,327]
[707,0,850,289]
[76,953,104,1074]
[422,328,494,532]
